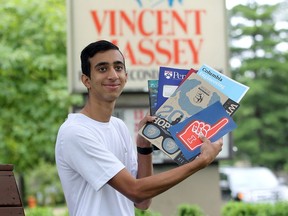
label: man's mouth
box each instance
[103,83,121,89]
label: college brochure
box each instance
[169,101,237,160]
[178,68,197,86]
[197,64,250,102]
[148,80,159,115]
[156,66,189,110]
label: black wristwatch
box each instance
[137,146,153,155]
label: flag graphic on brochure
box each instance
[169,101,237,160]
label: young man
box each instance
[55,40,223,216]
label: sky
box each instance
[226,0,285,9]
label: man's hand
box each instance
[197,136,223,167]
[136,113,156,147]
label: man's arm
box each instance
[108,136,222,204]
[134,115,155,209]
[134,148,153,209]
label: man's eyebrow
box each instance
[113,60,125,65]
[95,62,109,68]
[95,61,124,68]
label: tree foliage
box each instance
[228,2,288,171]
[0,0,82,172]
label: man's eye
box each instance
[97,67,107,72]
[115,65,124,71]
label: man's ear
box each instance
[81,74,91,89]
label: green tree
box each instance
[0,0,82,172]
[228,2,288,171]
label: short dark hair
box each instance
[80,40,124,77]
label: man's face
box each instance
[82,49,127,102]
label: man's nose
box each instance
[107,68,119,79]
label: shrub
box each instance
[25,207,69,216]
[135,208,161,216]
[177,204,205,216]
[25,207,54,216]
[25,161,64,206]
[221,201,288,216]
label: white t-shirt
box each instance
[55,113,138,216]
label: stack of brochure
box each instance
[139,64,249,165]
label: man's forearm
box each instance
[135,146,153,209]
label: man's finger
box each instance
[199,134,210,143]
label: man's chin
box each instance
[105,93,122,102]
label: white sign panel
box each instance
[67,0,228,93]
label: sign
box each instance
[67,0,229,93]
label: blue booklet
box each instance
[148,80,159,115]
[168,101,237,160]
[197,64,250,103]
[156,66,189,110]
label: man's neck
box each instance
[80,100,115,122]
